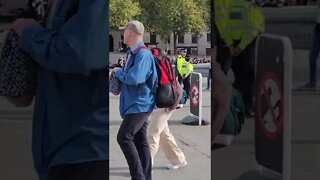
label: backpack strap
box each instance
[128,45,149,69]
[134,45,148,54]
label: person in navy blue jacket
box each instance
[113,20,158,180]
[11,0,109,179]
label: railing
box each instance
[172,63,211,70]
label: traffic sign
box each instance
[182,72,209,126]
[256,72,284,140]
[255,34,292,180]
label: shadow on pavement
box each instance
[109,172,130,177]
[0,115,33,121]
[109,167,131,177]
[0,110,33,121]
[152,166,167,170]
[109,167,128,171]
[235,171,281,180]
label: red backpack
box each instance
[132,46,177,108]
[154,55,177,108]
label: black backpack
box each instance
[130,46,177,108]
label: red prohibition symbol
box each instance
[191,84,199,106]
[256,72,284,140]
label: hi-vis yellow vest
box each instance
[177,55,193,77]
[215,0,265,50]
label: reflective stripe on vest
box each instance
[177,58,192,77]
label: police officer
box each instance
[214,0,234,74]
[222,0,264,57]
[215,0,265,116]
[175,49,193,98]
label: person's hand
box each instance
[212,62,232,146]
[165,108,173,112]
[165,82,183,112]
[233,47,242,57]
[112,67,122,73]
[11,18,40,36]
[229,46,235,56]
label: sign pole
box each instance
[181,72,209,126]
[198,73,203,126]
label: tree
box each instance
[138,0,208,54]
[195,0,211,27]
[109,0,141,30]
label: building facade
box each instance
[110,30,212,56]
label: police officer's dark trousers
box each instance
[178,75,191,97]
[231,40,256,113]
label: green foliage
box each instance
[110,0,209,53]
[138,0,208,53]
[109,0,141,29]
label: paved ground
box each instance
[212,49,320,180]
[0,76,210,180]
[109,78,211,180]
[0,23,211,180]
[0,99,37,180]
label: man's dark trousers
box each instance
[117,112,152,180]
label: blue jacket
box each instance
[17,0,109,177]
[115,42,158,118]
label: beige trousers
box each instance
[147,109,186,165]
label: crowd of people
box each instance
[113,54,210,68]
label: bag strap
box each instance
[169,59,177,85]
[129,45,149,69]
[134,45,148,54]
